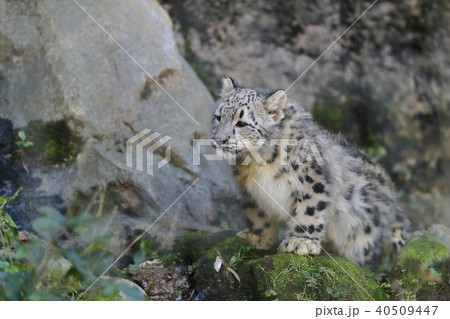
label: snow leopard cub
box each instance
[210,77,411,266]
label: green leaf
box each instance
[37,206,64,224]
[66,212,100,233]
[85,232,114,252]
[31,207,65,241]
[220,219,229,230]
[32,218,62,241]
[0,186,23,208]
[132,249,146,264]
[116,281,146,301]
[226,267,241,284]
[0,260,10,271]
[64,249,95,282]
[98,277,118,295]
[23,141,33,147]
[15,239,45,264]
[1,211,18,231]
[18,130,25,141]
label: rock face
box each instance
[161,0,450,230]
[0,0,243,249]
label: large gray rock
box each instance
[161,0,450,230]
[0,0,243,249]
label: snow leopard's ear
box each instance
[220,77,238,96]
[265,90,286,122]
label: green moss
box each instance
[21,120,82,165]
[0,261,34,273]
[201,236,253,263]
[312,103,343,132]
[171,230,244,263]
[249,254,387,301]
[159,252,182,268]
[35,273,81,300]
[84,287,123,301]
[161,231,253,269]
[312,80,386,160]
[390,231,450,301]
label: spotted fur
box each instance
[210,78,411,266]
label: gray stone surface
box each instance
[0,0,243,249]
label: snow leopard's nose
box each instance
[211,130,230,146]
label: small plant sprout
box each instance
[15,130,34,148]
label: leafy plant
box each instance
[15,130,33,148]
[0,187,22,250]
[220,219,229,230]
[0,201,142,300]
[214,244,253,286]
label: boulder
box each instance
[0,0,243,250]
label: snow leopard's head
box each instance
[210,77,286,156]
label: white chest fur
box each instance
[242,161,295,221]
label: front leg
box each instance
[237,199,278,250]
[279,193,328,256]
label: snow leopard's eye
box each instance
[215,115,221,122]
[236,121,249,128]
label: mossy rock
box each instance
[20,120,82,165]
[247,254,387,301]
[389,225,450,301]
[163,231,387,300]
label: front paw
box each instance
[236,229,273,250]
[278,236,321,255]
